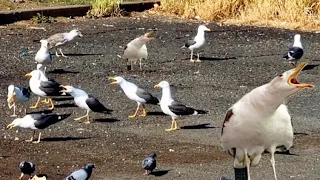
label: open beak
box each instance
[154,84,160,88]
[145,32,155,40]
[108,77,118,85]
[7,124,14,130]
[287,62,314,88]
[59,85,67,92]
[25,73,32,77]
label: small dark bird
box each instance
[283,34,303,66]
[65,163,95,180]
[142,153,157,175]
[19,161,36,180]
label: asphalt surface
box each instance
[0,15,319,180]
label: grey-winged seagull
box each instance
[220,62,314,180]
[109,76,159,118]
[19,161,35,180]
[7,113,69,143]
[283,34,303,66]
[182,25,211,62]
[154,81,207,131]
[46,29,83,57]
[123,32,154,71]
[7,85,31,117]
[60,85,113,124]
[35,39,53,69]
[64,163,95,180]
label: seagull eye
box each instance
[278,74,283,78]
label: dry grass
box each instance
[159,0,320,31]
[87,0,121,17]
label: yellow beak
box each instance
[287,62,314,88]
[59,85,67,92]
[25,73,32,77]
[206,28,211,32]
[145,32,155,40]
[154,84,160,88]
[108,77,118,85]
[7,124,14,130]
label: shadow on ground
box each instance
[181,123,216,130]
[147,111,167,116]
[48,69,80,74]
[41,137,90,142]
[94,118,120,123]
[151,170,171,176]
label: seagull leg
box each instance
[173,120,179,130]
[139,104,147,117]
[74,110,89,121]
[30,97,41,109]
[190,50,195,62]
[19,173,24,180]
[270,150,278,180]
[59,48,67,57]
[25,131,35,142]
[139,58,143,71]
[129,104,140,118]
[244,149,251,180]
[84,111,91,124]
[165,120,175,131]
[195,52,202,62]
[10,103,17,117]
[41,98,50,104]
[48,98,54,110]
[55,47,60,57]
[32,132,41,144]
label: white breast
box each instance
[160,99,178,118]
[74,96,89,110]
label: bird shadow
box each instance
[0,155,10,159]
[181,123,216,130]
[302,64,319,71]
[55,103,77,108]
[294,132,309,136]
[48,69,80,74]
[151,170,171,176]
[147,111,167,116]
[26,109,53,114]
[52,97,74,101]
[41,136,90,142]
[94,118,120,123]
[199,56,237,61]
[63,53,104,57]
[264,150,299,156]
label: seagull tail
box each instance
[194,109,208,115]
[101,108,114,114]
[283,53,289,59]
[58,113,71,121]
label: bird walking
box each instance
[182,25,211,62]
[64,163,95,180]
[60,85,113,124]
[46,29,83,57]
[123,32,155,70]
[283,34,303,66]
[19,161,36,180]
[142,153,157,176]
[109,76,159,118]
[220,62,313,180]
[7,113,70,143]
[154,81,207,131]
[7,85,31,117]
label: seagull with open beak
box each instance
[221,62,314,180]
[123,32,155,71]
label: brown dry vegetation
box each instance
[158,0,320,31]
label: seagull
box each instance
[37,63,47,75]
[182,25,211,62]
[7,113,70,143]
[154,81,207,131]
[19,161,35,180]
[220,62,314,180]
[34,39,53,68]
[46,29,83,57]
[64,163,95,180]
[142,153,157,176]
[123,32,155,71]
[25,70,66,110]
[109,76,159,118]
[60,85,113,124]
[7,85,31,117]
[283,34,303,66]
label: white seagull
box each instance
[109,76,159,118]
[283,34,303,66]
[46,29,83,57]
[154,81,207,131]
[183,25,211,62]
[7,113,70,143]
[220,62,314,180]
[123,32,155,70]
[7,85,31,117]
[37,63,47,75]
[34,39,53,69]
[60,85,113,124]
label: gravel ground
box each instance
[0,15,319,180]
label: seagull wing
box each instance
[31,113,68,129]
[39,80,63,96]
[184,39,196,48]
[86,95,112,113]
[47,33,68,48]
[168,100,196,116]
[136,88,159,105]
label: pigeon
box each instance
[65,163,95,180]
[19,161,35,180]
[142,153,157,175]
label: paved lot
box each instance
[0,15,319,180]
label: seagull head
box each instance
[39,39,49,49]
[154,81,170,89]
[141,32,155,42]
[268,62,313,95]
[59,85,74,93]
[109,76,125,85]
[69,29,83,37]
[7,118,23,130]
[25,70,41,80]
[7,85,16,105]
[198,25,211,33]
[293,34,302,48]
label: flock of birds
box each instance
[4,23,309,180]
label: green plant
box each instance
[32,13,56,24]
[87,0,121,18]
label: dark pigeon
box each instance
[142,153,157,175]
[19,161,35,180]
[65,163,95,180]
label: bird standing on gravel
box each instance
[182,25,211,62]
[123,32,155,71]
[35,39,53,71]
[142,153,157,175]
[64,163,95,180]
[60,85,113,124]
[19,161,35,180]
[283,34,303,66]
[46,29,83,57]
[220,62,313,180]
[109,76,159,118]
[7,113,70,143]
[7,84,31,117]
[154,81,207,131]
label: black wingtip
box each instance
[196,109,208,114]
[58,113,71,120]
